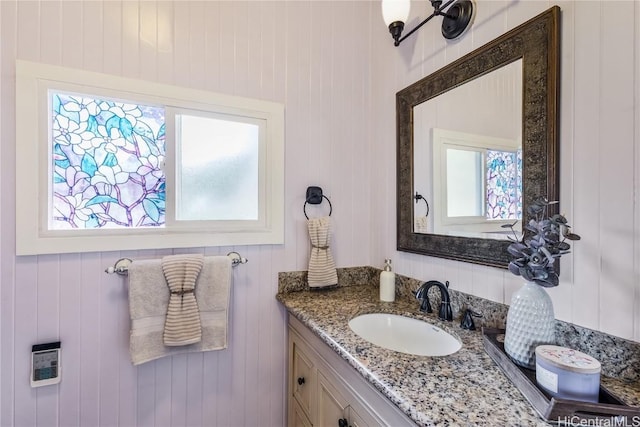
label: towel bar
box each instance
[105,251,248,276]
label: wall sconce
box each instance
[382,0,475,46]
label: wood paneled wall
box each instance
[0,1,372,426]
[1,1,638,426]
[370,0,640,343]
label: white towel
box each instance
[414,216,429,234]
[128,255,232,365]
[307,216,338,288]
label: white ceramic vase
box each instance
[504,281,555,369]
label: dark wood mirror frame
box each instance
[397,6,560,268]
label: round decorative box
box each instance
[535,345,601,403]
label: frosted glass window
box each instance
[446,148,484,217]
[177,114,259,221]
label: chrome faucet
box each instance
[415,280,453,321]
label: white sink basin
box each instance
[348,313,462,356]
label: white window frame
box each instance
[16,60,284,255]
[432,128,519,235]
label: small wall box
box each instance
[30,342,61,388]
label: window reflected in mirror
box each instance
[412,59,523,240]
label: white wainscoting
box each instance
[0,1,373,426]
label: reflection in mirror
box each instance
[396,6,559,268]
[413,60,523,240]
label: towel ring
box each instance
[414,192,429,217]
[304,186,332,219]
[304,196,332,219]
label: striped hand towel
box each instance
[162,254,204,346]
[414,216,429,233]
[307,216,338,288]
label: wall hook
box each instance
[304,186,332,219]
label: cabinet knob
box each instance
[297,377,305,385]
[338,418,347,427]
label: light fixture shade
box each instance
[381,0,411,26]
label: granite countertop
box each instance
[276,283,640,427]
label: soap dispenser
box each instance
[379,259,396,302]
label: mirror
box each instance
[397,7,559,268]
[413,60,522,240]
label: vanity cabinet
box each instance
[316,371,369,427]
[287,315,414,427]
[291,337,314,420]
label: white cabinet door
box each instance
[317,370,349,427]
[291,338,315,420]
[290,398,313,427]
[346,406,371,427]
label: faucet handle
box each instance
[460,309,482,330]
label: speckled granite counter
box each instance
[276,272,640,426]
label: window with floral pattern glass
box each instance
[486,149,522,220]
[51,93,166,230]
[16,60,284,255]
